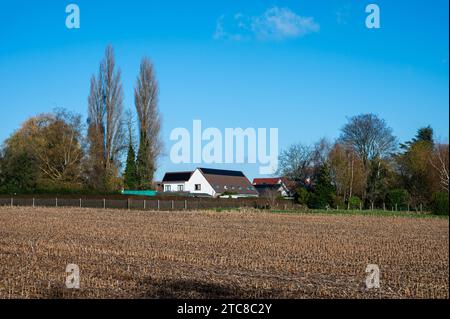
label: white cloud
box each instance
[251,7,320,40]
[214,7,319,41]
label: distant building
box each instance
[252,177,295,198]
[162,168,259,198]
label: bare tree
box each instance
[430,143,449,192]
[312,137,332,175]
[338,114,397,168]
[87,45,125,190]
[134,57,162,187]
[338,114,397,203]
[125,108,137,150]
[328,143,365,206]
[277,143,313,185]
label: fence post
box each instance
[32,198,35,208]
[80,198,82,208]
[56,198,58,207]
[359,202,362,211]
[383,202,386,211]
[420,203,423,212]
[157,200,160,210]
[11,197,13,207]
[371,202,374,211]
[395,203,398,211]
[185,200,187,210]
[143,200,146,210]
[103,199,106,209]
[171,200,174,210]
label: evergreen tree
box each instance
[414,126,434,144]
[400,126,434,150]
[0,151,38,194]
[123,142,137,190]
[136,131,154,190]
[308,163,335,209]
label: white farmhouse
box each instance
[162,168,259,198]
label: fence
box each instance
[0,197,295,211]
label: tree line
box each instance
[278,114,449,214]
[0,46,448,215]
[0,45,162,194]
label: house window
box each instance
[164,185,171,192]
[195,184,201,191]
[178,185,184,192]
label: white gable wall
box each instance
[162,182,188,192]
[186,169,216,196]
[278,185,288,197]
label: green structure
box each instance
[121,190,157,197]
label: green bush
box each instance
[430,192,449,215]
[348,196,362,210]
[332,195,345,209]
[386,189,410,210]
[307,193,322,209]
[296,187,310,205]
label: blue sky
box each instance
[0,0,448,180]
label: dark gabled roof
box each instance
[198,168,258,196]
[162,171,193,182]
[254,184,280,190]
[198,168,245,177]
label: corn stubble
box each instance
[0,207,448,299]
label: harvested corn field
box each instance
[0,207,448,299]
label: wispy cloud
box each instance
[335,3,352,25]
[214,7,320,42]
[213,15,246,41]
